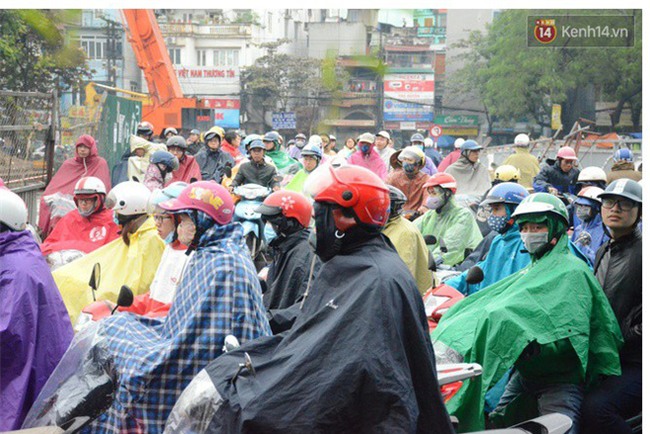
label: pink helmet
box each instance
[556,146,577,161]
[159,181,234,225]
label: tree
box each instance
[0,10,90,93]
[448,9,641,133]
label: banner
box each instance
[383,73,435,122]
[96,95,142,171]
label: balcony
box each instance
[159,23,252,38]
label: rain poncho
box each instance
[171,154,202,184]
[87,223,271,432]
[422,155,438,176]
[127,135,165,183]
[571,212,609,265]
[431,232,623,432]
[348,146,388,180]
[263,229,321,310]
[1,230,74,430]
[265,148,300,174]
[607,160,642,183]
[38,135,111,237]
[533,160,579,194]
[413,197,483,266]
[383,216,433,294]
[437,149,461,172]
[195,147,236,183]
[503,148,541,189]
[444,224,530,296]
[284,168,311,193]
[52,217,165,325]
[444,155,492,197]
[386,169,429,212]
[189,235,454,433]
[41,208,120,256]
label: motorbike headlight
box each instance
[164,369,223,434]
[74,312,93,334]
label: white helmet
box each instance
[514,133,530,147]
[74,176,107,196]
[454,138,465,149]
[307,134,323,149]
[105,181,151,216]
[424,137,434,147]
[0,188,28,231]
[577,166,607,183]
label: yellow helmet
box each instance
[495,164,521,182]
[398,145,426,167]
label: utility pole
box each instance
[101,14,121,88]
[377,23,385,131]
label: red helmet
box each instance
[423,173,457,194]
[304,164,390,229]
[159,181,234,225]
[556,146,577,161]
[256,190,312,228]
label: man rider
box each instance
[383,185,432,294]
[432,193,622,433]
[256,190,322,332]
[186,128,202,156]
[288,133,307,160]
[437,137,464,172]
[263,131,300,174]
[386,145,429,219]
[533,146,579,195]
[445,139,491,197]
[285,142,322,194]
[374,130,395,171]
[348,132,387,180]
[414,172,483,267]
[229,139,280,191]
[502,133,540,189]
[409,132,438,176]
[195,129,235,183]
[221,130,244,164]
[167,135,202,184]
[607,148,642,183]
[581,179,642,434]
[0,188,73,430]
[570,186,609,265]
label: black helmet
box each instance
[387,185,407,218]
[599,178,642,204]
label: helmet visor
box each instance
[303,164,337,200]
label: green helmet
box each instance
[511,192,569,226]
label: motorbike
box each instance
[232,184,273,271]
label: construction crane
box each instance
[120,9,198,131]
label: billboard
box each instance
[202,98,240,129]
[383,73,435,122]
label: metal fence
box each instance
[0,90,58,189]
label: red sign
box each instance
[534,19,557,44]
[430,124,443,137]
[202,99,240,109]
[176,68,237,79]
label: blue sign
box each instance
[214,109,240,129]
[383,100,433,122]
[272,112,296,130]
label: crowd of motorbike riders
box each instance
[0,121,642,433]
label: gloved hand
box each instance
[575,231,592,246]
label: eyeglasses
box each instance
[153,214,172,223]
[601,197,636,211]
[76,197,96,204]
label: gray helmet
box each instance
[248,139,265,151]
[599,178,642,204]
[410,133,425,143]
[166,136,188,150]
[461,140,482,151]
[388,185,407,217]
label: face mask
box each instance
[79,207,94,218]
[415,144,424,151]
[426,196,444,210]
[113,213,120,226]
[360,144,370,154]
[296,140,305,149]
[488,214,509,234]
[575,205,593,222]
[520,232,548,254]
[403,163,416,174]
[310,202,345,262]
[177,219,196,246]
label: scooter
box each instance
[233,184,272,271]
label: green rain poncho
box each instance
[284,168,310,194]
[413,197,483,266]
[266,148,301,174]
[431,221,623,432]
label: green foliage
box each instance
[449,9,641,130]
[0,9,90,92]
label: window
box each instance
[197,49,207,66]
[267,12,273,32]
[169,48,182,65]
[213,49,239,67]
[75,35,107,60]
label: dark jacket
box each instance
[186,141,203,156]
[231,160,279,189]
[533,160,579,194]
[194,147,235,183]
[594,226,642,365]
[453,230,498,272]
[607,161,642,183]
[264,229,321,311]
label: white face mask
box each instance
[520,232,548,254]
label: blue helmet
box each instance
[263,131,281,144]
[248,139,265,151]
[481,182,529,207]
[301,143,322,160]
[460,140,482,151]
[147,181,188,213]
[150,150,179,170]
[242,134,262,148]
[613,148,634,162]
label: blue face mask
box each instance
[488,214,509,233]
[360,144,370,153]
[415,144,424,151]
[426,196,444,210]
[113,212,120,226]
[403,162,416,173]
[164,231,175,244]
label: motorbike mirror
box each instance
[466,266,484,285]
[423,235,437,246]
[111,285,134,315]
[224,167,233,178]
[89,263,101,301]
[428,252,437,272]
[223,335,241,353]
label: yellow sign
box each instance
[551,104,562,130]
[444,128,479,136]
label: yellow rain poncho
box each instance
[53,217,165,325]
